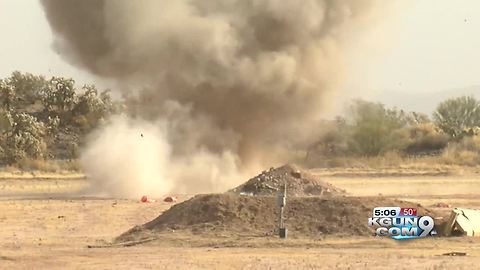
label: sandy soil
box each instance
[1,172,480,269]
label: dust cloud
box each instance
[81,115,242,196]
[41,0,390,197]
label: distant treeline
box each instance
[0,71,118,166]
[2,71,480,169]
[307,96,480,166]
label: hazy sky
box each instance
[0,0,99,85]
[1,1,480,95]
[371,1,480,94]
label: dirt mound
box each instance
[229,164,344,196]
[117,193,435,242]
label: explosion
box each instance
[41,0,386,197]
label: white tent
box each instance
[443,208,480,237]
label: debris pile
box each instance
[117,164,437,243]
[229,164,344,196]
[117,193,434,242]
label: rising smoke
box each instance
[41,0,385,197]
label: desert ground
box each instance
[1,170,480,269]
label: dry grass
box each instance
[310,145,480,174]
[305,134,480,172]
[1,159,82,174]
[4,135,480,176]
[440,136,480,166]
[2,174,480,269]
[312,152,450,171]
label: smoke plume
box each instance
[41,0,384,197]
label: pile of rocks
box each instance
[229,164,345,196]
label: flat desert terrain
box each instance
[1,171,480,269]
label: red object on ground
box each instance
[164,196,178,203]
[140,195,156,203]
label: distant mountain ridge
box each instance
[373,86,480,115]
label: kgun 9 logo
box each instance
[368,207,437,240]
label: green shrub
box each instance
[434,96,480,139]
[346,100,408,156]
[0,112,46,164]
